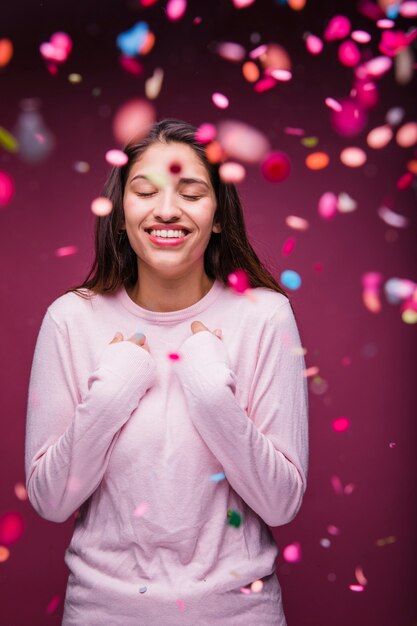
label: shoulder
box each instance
[216,281,291,324]
[46,288,98,329]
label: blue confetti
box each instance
[209,472,226,482]
[281,269,302,290]
[116,22,149,57]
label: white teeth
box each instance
[149,229,187,238]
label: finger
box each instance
[110,332,123,344]
[128,332,146,346]
[191,320,208,334]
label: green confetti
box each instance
[0,127,19,153]
[301,136,319,148]
[227,509,243,527]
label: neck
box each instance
[127,267,215,312]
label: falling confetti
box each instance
[226,509,243,527]
[0,511,25,544]
[0,38,13,67]
[281,270,302,290]
[0,171,15,206]
[282,542,302,562]
[212,92,229,109]
[91,197,113,216]
[55,246,78,258]
[105,149,129,167]
[261,151,291,182]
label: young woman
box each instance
[25,118,309,625]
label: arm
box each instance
[25,309,156,523]
[174,300,309,527]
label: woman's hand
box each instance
[110,331,150,353]
[191,320,222,340]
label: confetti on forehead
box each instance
[169,162,182,174]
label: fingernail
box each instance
[133,332,145,341]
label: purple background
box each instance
[1,0,416,624]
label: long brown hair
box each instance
[63,118,292,307]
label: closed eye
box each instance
[136,192,156,197]
[181,195,202,201]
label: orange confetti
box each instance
[242,61,259,82]
[406,159,417,174]
[0,39,13,67]
[205,141,225,163]
[305,151,330,170]
[141,31,155,55]
[0,546,10,562]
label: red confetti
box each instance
[0,511,25,545]
[261,151,291,182]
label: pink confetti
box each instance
[331,475,344,494]
[389,442,397,448]
[353,78,379,109]
[254,76,277,92]
[305,34,323,55]
[349,584,365,592]
[330,99,368,136]
[284,127,305,136]
[216,42,246,62]
[168,352,181,360]
[91,197,113,216]
[400,1,417,18]
[327,525,340,535]
[195,123,216,143]
[266,69,292,81]
[332,417,350,432]
[14,483,28,501]
[232,0,256,7]
[55,245,78,257]
[0,170,15,206]
[46,595,61,615]
[240,587,252,595]
[397,172,414,190]
[249,44,267,59]
[340,147,367,168]
[396,121,417,147]
[364,56,392,78]
[324,15,351,41]
[105,149,128,167]
[318,192,338,220]
[176,598,185,611]
[0,512,25,545]
[133,502,149,517]
[261,151,291,182]
[355,565,368,586]
[112,98,156,145]
[216,120,270,163]
[119,55,144,75]
[228,269,251,293]
[166,0,187,21]
[367,124,393,149]
[282,237,296,256]
[286,215,309,230]
[251,579,264,593]
[325,97,342,112]
[212,92,229,109]
[376,18,395,29]
[219,162,246,183]
[351,30,371,44]
[283,542,302,563]
[338,40,360,67]
[40,32,72,63]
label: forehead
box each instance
[128,141,210,181]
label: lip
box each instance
[145,231,191,247]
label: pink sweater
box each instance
[25,279,309,625]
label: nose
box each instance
[153,187,182,221]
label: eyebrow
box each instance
[129,174,210,188]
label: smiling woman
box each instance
[24,119,309,626]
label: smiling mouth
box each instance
[144,229,192,246]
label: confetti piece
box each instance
[378,206,409,227]
[376,18,395,28]
[209,472,226,481]
[351,30,372,44]
[212,92,229,109]
[166,0,187,21]
[331,475,344,494]
[0,171,15,206]
[133,502,149,517]
[261,151,291,182]
[216,120,270,163]
[384,278,416,302]
[139,586,147,593]
[228,269,250,293]
[324,15,351,41]
[68,73,82,83]
[205,141,225,163]
[283,542,301,562]
[46,595,61,615]
[219,162,246,183]
[240,587,252,595]
[301,136,319,148]
[251,579,264,592]
[282,237,296,256]
[177,598,185,611]
[116,22,149,57]
[305,152,329,170]
[327,525,340,535]
[397,171,414,190]
[349,584,364,592]
[140,32,156,55]
[55,246,78,258]
[112,98,156,144]
[91,197,113,216]
[304,366,319,377]
[305,33,323,55]
[353,78,379,110]
[338,41,360,67]
[168,352,181,360]
[364,55,392,77]
[376,535,396,546]
[254,76,277,93]
[145,67,164,100]
[40,32,72,63]
[0,546,10,562]
[396,121,417,147]
[337,192,357,213]
[73,161,90,173]
[216,42,246,62]
[310,375,328,395]
[242,61,259,82]
[340,147,367,167]
[232,0,256,7]
[105,149,128,167]
[0,127,19,153]
[14,483,28,501]
[325,97,342,112]
[330,99,367,135]
[195,123,217,144]
[355,565,368,585]
[286,215,309,230]
[318,192,337,219]
[169,162,182,174]
[400,1,417,17]
[266,68,292,81]
[0,38,13,67]
[332,417,350,432]
[227,509,243,527]
[320,538,331,548]
[258,43,291,72]
[281,269,301,290]
[367,124,393,149]
[0,512,24,545]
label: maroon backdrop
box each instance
[1,1,416,624]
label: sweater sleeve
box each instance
[174,300,309,527]
[25,309,157,523]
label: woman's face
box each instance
[122,141,220,280]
